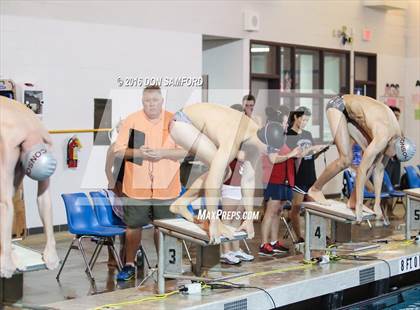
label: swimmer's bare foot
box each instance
[43,243,59,270]
[373,205,390,226]
[170,203,194,222]
[307,187,329,205]
[218,221,235,240]
[237,220,255,239]
[0,252,16,278]
[347,200,356,210]
[193,217,210,233]
[373,208,384,220]
[346,192,357,210]
[12,247,26,272]
[208,219,235,244]
[355,204,364,224]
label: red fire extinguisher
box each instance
[67,136,82,168]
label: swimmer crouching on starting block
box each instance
[0,96,59,278]
[168,103,285,244]
[308,95,416,223]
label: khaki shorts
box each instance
[122,198,176,228]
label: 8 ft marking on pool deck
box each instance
[398,254,420,274]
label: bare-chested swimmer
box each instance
[308,95,416,222]
[169,103,285,244]
[1,96,59,278]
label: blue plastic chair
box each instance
[89,191,153,272]
[383,170,405,211]
[89,191,125,227]
[343,170,390,200]
[56,193,125,283]
[404,165,420,188]
[343,170,355,198]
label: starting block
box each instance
[404,188,420,240]
[153,218,250,294]
[302,200,376,260]
[1,243,47,303]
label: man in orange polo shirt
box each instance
[114,85,186,281]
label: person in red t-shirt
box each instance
[259,121,302,256]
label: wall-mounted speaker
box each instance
[243,10,260,32]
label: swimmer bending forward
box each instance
[308,95,416,222]
[169,103,284,244]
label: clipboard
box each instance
[126,128,145,165]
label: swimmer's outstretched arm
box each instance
[204,147,236,243]
[37,179,59,270]
[144,148,189,161]
[355,136,388,221]
[268,147,302,164]
[372,155,387,222]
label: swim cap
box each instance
[394,136,416,162]
[22,144,57,180]
[257,121,285,149]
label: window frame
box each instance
[250,40,351,143]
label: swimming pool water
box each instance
[346,285,420,310]
[386,286,420,310]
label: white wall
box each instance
[1,1,410,96]
[0,15,202,228]
[403,0,420,167]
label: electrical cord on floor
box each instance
[302,257,320,265]
[241,285,276,309]
[303,245,341,265]
[93,290,179,310]
[339,254,392,279]
[205,280,276,309]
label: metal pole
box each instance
[282,216,296,243]
[56,238,75,281]
[158,230,165,294]
[49,128,111,134]
[78,238,95,283]
[305,210,311,260]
